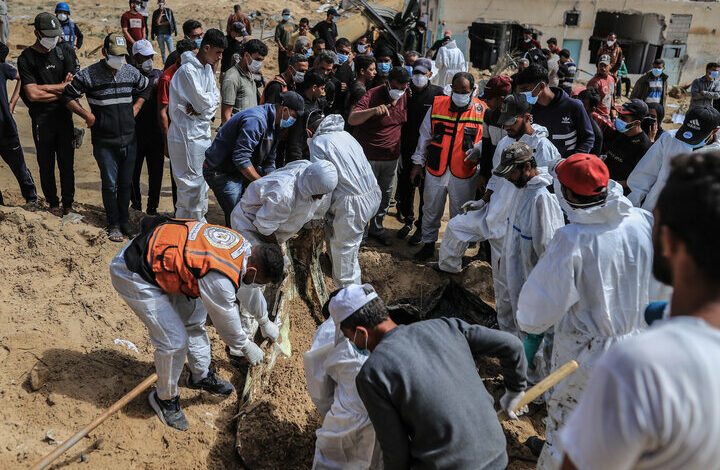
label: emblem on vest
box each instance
[203,226,241,249]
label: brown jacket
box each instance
[596,43,623,74]
[226,11,252,35]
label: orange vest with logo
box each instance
[260,75,288,104]
[426,96,486,179]
[146,221,249,298]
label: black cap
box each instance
[327,7,339,16]
[676,106,720,145]
[282,8,291,15]
[613,98,648,119]
[498,93,532,126]
[279,91,305,115]
[416,21,426,29]
[31,12,63,37]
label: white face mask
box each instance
[158,2,165,6]
[106,55,126,70]
[248,58,263,73]
[293,71,305,83]
[140,58,153,73]
[134,4,142,11]
[452,92,472,108]
[388,88,405,101]
[39,36,59,50]
[57,13,68,21]
[607,40,615,46]
[411,74,428,88]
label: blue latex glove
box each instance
[523,333,544,369]
[645,301,669,326]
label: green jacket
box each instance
[630,70,668,106]
[274,21,296,49]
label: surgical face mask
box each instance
[388,87,405,101]
[57,13,68,21]
[651,68,663,77]
[194,38,202,49]
[293,71,305,83]
[404,65,413,75]
[412,74,428,88]
[134,4,142,11]
[614,117,634,133]
[607,40,615,46]
[39,36,59,50]
[280,109,296,128]
[106,55,126,70]
[377,62,391,74]
[521,83,541,105]
[524,37,531,43]
[685,137,710,150]
[158,2,165,6]
[305,48,312,58]
[710,70,719,80]
[357,44,367,53]
[352,331,370,357]
[282,14,291,21]
[140,58,154,74]
[451,91,472,108]
[332,16,338,22]
[248,58,263,73]
[336,53,348,65]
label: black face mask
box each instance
[652,228,673,286]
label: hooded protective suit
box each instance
[438,124,560,332]
[516,179,653,470]
[432,40,467,88]
[303,318,383,470]
[308,115,382,287]
[168,51,220,221]
[627,129,720,210]
[230,160,338,244]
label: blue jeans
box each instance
[156,34,174,63]
[94,143,137,228]
[203,166,244,226]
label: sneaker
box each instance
[413,243,435,261]
[396,224,412,239]
[186,368,234,397]
[426,261,445,273]
[148,391,189,431]
[23,200,42,212]
[372,231,393,246]
[408,228,422,246]
[525,436,545,457]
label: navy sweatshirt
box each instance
[531,87,595,158]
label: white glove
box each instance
[259,317,280,342]
[464,145,482,162]
[499,389,527,420]
[240,341,265,366]
[461,199,486,214]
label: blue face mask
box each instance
[377,62,391,74]
[280,108,296,128]
[711,70,719,80]
[194,38,202,49]
[521,83,540,105]
[336,53,348,64]
[305,49,312,58]
[615,117,629,133]
[352,331,370,357]
[282,14,291,21]
[651,68,663,77]
[332,16,338,22]
[405,65,413,75]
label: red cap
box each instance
[556,153,609,196]
[482,75,512,99]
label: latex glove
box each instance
[240,341,265,366]
[500,389,527,420]
[259,317,280,342]
[523,333,544,370]
[461,199,486,214]
[464,144,482,162]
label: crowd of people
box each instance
[2,2,720,469]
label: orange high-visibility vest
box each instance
[146,221,249,298]
[426,95,486,179]
[260,75,288,104]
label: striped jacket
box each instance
[63,61,148,146]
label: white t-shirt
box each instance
[561,316,720,470]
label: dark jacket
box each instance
[530,87,595,158]
[401,83,444,157]
[630,70,668,106]
[150,7,177,39]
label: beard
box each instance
[512,171,530,188]
[652,232,673,285]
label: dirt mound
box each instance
[359,249,443,303]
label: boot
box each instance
[413,243,435,261]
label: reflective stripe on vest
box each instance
[259,75,288,104]
[426,96,486,179]
[61,21,76,46]
[146,220,248,298]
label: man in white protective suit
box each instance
[432,36,467,89]
[516,153,654,469]
[110,217,285,431]
[303,285,383,469]
[627,105,720,211]
[436,93,560,334]
[306,112,382,287]
[167,28,224,221]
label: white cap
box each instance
[328,284,378,326]
[132,39,156,56]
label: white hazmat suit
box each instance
[516,180,654,470]
[627,129,720,210]
[230,160,338,245]
[110,241,269,400]
[308,115,382,287]
[168,51,220,221]
[432,40,467,88]
[303,318,382,469]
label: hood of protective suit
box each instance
[296,160,339,198]
[444,40,458,49]
[526,169,553,189]
[181,50,202,69]
[554,178,632,225]
[313,114,345,137]
[524,124,550,144]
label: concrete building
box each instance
[418,0,720,85]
